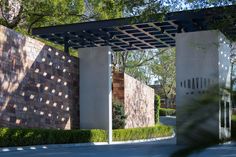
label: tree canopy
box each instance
[1,0,235,33]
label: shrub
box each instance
[159,108,176,116]
[0,125,173,147]
[231,114,236,140]
[112,99,127,129]
[113,124,173,141]
[155,95,161,123]
[0,128,106,147]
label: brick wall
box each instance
[0,25,79,129]
[113,72,155,128]
[112,72,124,103]
[0,25,154,130]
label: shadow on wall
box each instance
[0,26,79,130]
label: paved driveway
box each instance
[160,116,176,127]
[1,141,235,157]
[0,142,180,157]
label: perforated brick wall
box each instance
[0,25,79,129]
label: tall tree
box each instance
[113,49,168,83]
[0,0,126,34]
[150,48,176,106]
[0,0,86,33]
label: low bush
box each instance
[231,114,236,139]
[113,124,173,141]
[112,99,127,129]
[0,125,173,147]
[159,108,176,116]
[0,128,106,147]
[155,95,161,124]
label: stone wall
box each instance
[113,72,155,128]
[0,25,79,129]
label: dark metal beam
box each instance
[32,5,236,52]
[64,35,69,54]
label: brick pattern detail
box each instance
[0,25,79,130]
[113,72,155,128]
[112,72,124,103]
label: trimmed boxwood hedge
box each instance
[0,128,106,147]
[159,108,176,116]
[0,124,173,147]
[113,124,173,141]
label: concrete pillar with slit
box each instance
[79,46,112,143]
[176,30,232,145]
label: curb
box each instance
[0,132,175,153]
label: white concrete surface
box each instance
[176,30,232,144]
[79,46,112,143]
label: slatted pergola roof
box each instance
[32,5,236,52]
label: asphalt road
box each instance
[0,142,180,157]
[1,141,236,157]
[160,116,176,127]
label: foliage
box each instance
[171,86,228,157]
[0,125,173,147]
[0,0,85,31]
[87,0,124,19]
[112,99,127,129]
[232,114,236,140]
[113,49,168,83]
[0,0,126,33]
[151,48,176,104]
[232,114,236,122]
[112,124,173,141]
[186,0,235,10]
[0,128,106,147]
[155,95,161,123]
[159,108,176,116]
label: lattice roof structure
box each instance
[32,5,236,52]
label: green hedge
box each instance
[113,124,173,141]
[0,125,173,147]
[0,128,106,147]
[232,115,236,140]
[159,108,176,116]
[155,95,161,124]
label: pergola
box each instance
[32,5,236,145]
[32,5,236,53]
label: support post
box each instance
[79,46,112,144]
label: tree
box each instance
[150,48,176,106]
[86,0,124,19]
[0,0,125,34]
[112,99,127,129]
[0,0,86,33]
[112,49,168,83]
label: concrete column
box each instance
[176,30,232,145]
[79,46,112,143]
